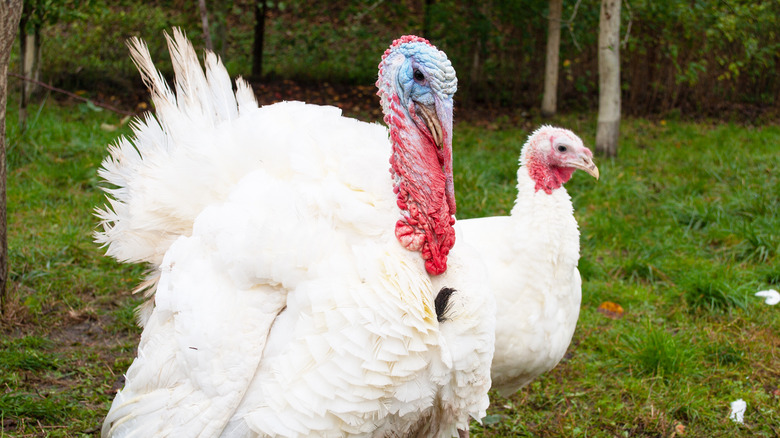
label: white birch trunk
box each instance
[541,0,563,117]
[596,0,621,157]
[198,0,213,52]
[22,32,39,96]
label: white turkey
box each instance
[95,30,494,437]
[457,125,598,396]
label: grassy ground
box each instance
[1,96,778,436]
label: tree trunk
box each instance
[596,0,621,157]
[0,0,23,316]
[23,28,39,95]
[198,0,213,52]
[470,39,481,89]
[17,11,27,129]
[251,0,267,79]
[18,17,39,131]
[541,0,562,117]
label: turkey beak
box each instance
[416,102,444,149]
[415,98,456,214]
[571,154,600,180]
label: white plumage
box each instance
[458,126,598,397]
[96,30,494,437]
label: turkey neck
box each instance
[512,164,580,273]
[378,86,455,276]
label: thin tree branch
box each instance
[352,0,385,22]
[536,0,583,51]
[621,0,632,48]
[718,0,737,15]
[565,0,583,52]
[8,73,135,116]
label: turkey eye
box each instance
[413,69,425,82]
[557,145,567,152]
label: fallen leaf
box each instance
[597,301,624,319]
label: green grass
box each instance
[1,99,779,436]
[2,98,146,436]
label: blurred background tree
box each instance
[6,0,778,119]
[596,0,620,156]
[541,0,563,118]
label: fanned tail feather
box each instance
[94,28,259,315]
[165,29,221,125]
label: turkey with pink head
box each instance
[457,125,599,396]
[96,29,494,437]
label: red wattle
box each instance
[379,49,455,276]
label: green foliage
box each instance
[20,0,96,31]
[622,0,779,113]
[39,2,200,93]
[24,0,780,116]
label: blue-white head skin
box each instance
[393,38,457,152]
[376,35,459,276]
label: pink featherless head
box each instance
[523,125,599,194]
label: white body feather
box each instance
[458,162,582,397]
[98,31,494,437]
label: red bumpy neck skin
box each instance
[527,158,576,194]
[377,36,456,276]
[524,129,576,194]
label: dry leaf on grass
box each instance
[597,301,624,319]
